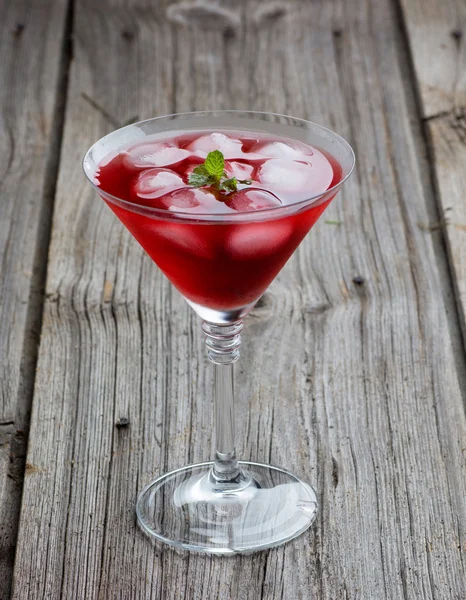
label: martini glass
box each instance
[83,111,354,554]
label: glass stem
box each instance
[202,321,243,482]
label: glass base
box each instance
[185,298,257,325]
[136,461,318,555]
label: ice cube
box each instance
[184,163,196,178]
[224,161,255,181]
[225,220,293,260]
[123,141,191,169]
[187,133,243,157]
[156,188,201,211]
[130,185,199,211]
[257,155,333,200]
[226,188,282,212]
[133,168,185,202]
[152,222,218,260]
[250,139,313,160]
[159,187,227,213]
[187,133,263,160]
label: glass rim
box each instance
[82,110,356,223]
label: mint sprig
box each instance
[205,150,225,178]
[188,150,251,195]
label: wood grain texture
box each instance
[425,112,466,353]
[399,0,466,118]
[400,0,466,353]
[12,0,466,598]
[0,423,21,597]
[0,0,70,597]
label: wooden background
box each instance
[1,0,465,598]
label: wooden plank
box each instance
[0,423,19,593]
[399,0,466,346]
[12,0,466,598]
[0,0,70,597]
[399,0,466,119]
[425,114,466,342]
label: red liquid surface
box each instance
[96,130,342,310]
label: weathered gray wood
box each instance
[400,0,466,352]
[0,0,70,597]
[12,0,466,598]
[425,113,466,349]
[399,0,466,119]
[0,423,19,593]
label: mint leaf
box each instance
[192,164,210,177]
[188,171,212,187]
[204,150,225,179]
[187,148,252,196]
[219,177,238,194]
[188,165,215,187]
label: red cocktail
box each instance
[96,130,342,315]
[83,112,355,555]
